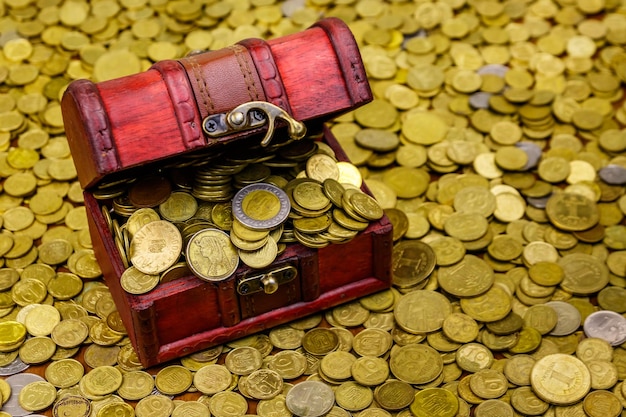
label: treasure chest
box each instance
[62,18,393,367]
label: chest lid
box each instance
[61,18,372,189]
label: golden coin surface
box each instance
[306,153,340,182]
[155,365,193,395]
[224,346,263,376]
[186,228,239,281]
[135,395,174,417]
[82,365,123,396]
[334,381,373,411]
[410,388,459,417]
[390,343,443,384]
[117,370,155,401]
[159,191,198,222]
[438,254,494,297]
[194,364,233,395]
[18,380,57,411]
[45,358,84,388]
[239,237,278,269]
[546,192,599,231]
[394,290,451,333]
[530,353,591,405]
[245,369,283,400]
[129,220,182,275]
[302,328,339,356]
[119,266,159,295]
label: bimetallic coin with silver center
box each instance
[232,183,290,230]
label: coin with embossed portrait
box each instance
[186,228,239,282]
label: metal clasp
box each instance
[237,265,298,296]
[202,101,306,147]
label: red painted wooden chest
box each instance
[62,18,392,367]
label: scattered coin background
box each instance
[0,0,626,416]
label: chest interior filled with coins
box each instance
[83,126,392,366]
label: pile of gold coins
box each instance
[93,138,384,285]
[1,0,626,416]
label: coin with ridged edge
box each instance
[232,183,290,230]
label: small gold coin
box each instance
[120,266,159,295]
[18,380,57,412]
[302,328,339,356]
[155,365,193,395]
[390,344,443,384]
[224,346,263,376]
[410,388,459,417]
[117,370,155,401]
[82,365,123,396]
[45,358,84,388]
[194,364,233,395]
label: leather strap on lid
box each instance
[238,38,293,116]
[179,45,266,121]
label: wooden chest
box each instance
[62,18,392,367]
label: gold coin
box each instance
[117,370,155,401]
[0,320,27,346]
[410,388,459,417]
[302,328,339,356]
[224,346,263,376]
[351,356,389,387]
[18,336,56,364]
[186,228,238,281]
[155,364,193,395]
[293,180,331,211]
[45,358,84,388]
[530,353,591,405]
[82,365,123,396]
[546,192,599,231]
[194,364,233,395]
[135,395,175,417]
[129,220,182,275]
[18,381,57,412]
[335,381,373,411]
[208,391,248,417]
[239,237,278,269]
[390,344,443,384]
[349,191,383,221]
[120,266,159,295]
[24,304,60,336]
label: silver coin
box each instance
[286,381,335,417]
[526,195,551,209]
[469,92,491,109]
[232,183,290,231]
[584,310,626,346]
[598,164,626,185]
[0,356,29,376]
[515,142,542,170]
[476,64,509,77]
[4,373,45,416]
[545,301,581,336]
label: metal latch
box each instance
[202,101,307,147]
[237,265,298,296]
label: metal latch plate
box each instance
[237,265,298,296]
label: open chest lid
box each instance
[61,17,372,189]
